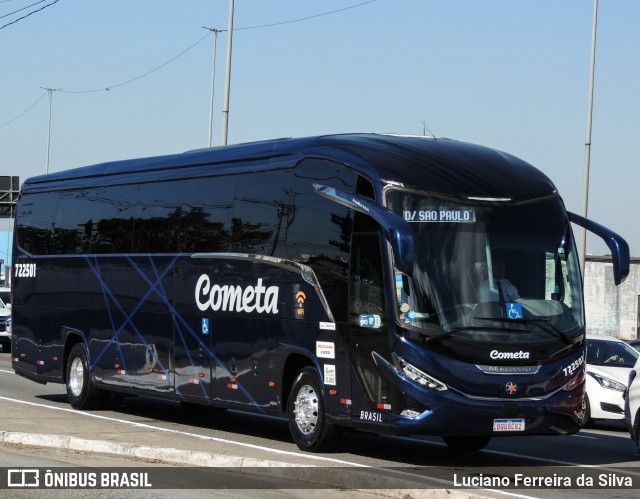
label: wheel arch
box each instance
[281,352,318,414]
[62,329,87,384]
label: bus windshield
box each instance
[386,190,584,343]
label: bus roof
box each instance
[22,133,557,202]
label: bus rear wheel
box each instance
[288,367,339,452]
[442,435,491,452]
[66,343,104,410]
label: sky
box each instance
[1,0,639,269]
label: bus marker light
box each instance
[227,383,238,390]
[377,403,391,410]
[268,381,275,387]
[329,389,337,395]
[340,398,351,405]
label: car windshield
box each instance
[587,339,639,368]
[386,190,584,343]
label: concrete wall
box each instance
[583,256,640,340]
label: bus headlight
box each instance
[392,353,447,391]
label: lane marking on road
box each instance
[396,435,640,476]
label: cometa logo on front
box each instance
[195,275,279,314]
[490,350,531,360]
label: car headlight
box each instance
[589,372,626,392]
[392,353,448,391]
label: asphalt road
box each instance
[0,351,638,498]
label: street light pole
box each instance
[221,0,234,146]
[41,87,60,174]
[203,27,225,147]
[579,0,598,275]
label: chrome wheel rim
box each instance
[69,356,85,397]
[293,383,318,435]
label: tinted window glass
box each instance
[90,185,138,253]
[54,190,93,254]
[233,170,293,254]
[181,176,235,253]
[16,192,58,255]
[134,182,182,253]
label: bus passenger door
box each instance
[348,229,395,424]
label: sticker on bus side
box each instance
[316,341,335,359]
[323,364,336,385]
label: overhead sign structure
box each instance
[0,176,19,218]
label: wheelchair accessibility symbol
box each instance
[505,302,523,320]
[202,318,210,335]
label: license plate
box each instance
[493,418,525,432]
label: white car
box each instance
[582,334,639,427]
[624,356,640,453]
[0,286,10,308]
[0,297,10,353]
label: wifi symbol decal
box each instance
[295,291,306,317]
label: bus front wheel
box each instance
[66,343,104,410]
[288,367,339,452]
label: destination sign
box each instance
[403,207,476,223]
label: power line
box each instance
[235,0,377,31]
[59,31,212,94]
[59,0,378,95]
[1,0,379,126]
[0,90,47,128]
[0,0,61,31]
[1,0,49,20]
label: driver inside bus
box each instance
[477,259,520,302]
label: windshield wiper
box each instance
[474,317,573,345]
[424,325,525,344]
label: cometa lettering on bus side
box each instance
[195,275,279,314]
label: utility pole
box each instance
[203,27,225,147]
[579,0,598,275]
[221,0,234,145]
[41,87,60,174]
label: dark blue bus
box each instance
[11,134,629,452]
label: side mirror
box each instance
[568,211,630,285]
[314,184,415,275]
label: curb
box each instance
[0,431,492,498]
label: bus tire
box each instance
[288,367,339,452]
[442,435,491,452]
[66,343,104,410]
